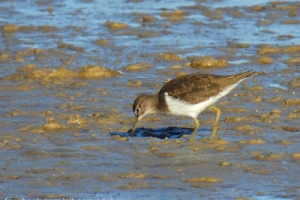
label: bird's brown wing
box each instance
[159,73,222,104]
[158,71,262,105]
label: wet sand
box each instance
[0,0,300,199]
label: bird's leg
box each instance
[189,117,199,141]
[210,106,221,140]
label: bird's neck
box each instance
[145,93,160,114]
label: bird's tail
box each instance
[246,71,265,77]
[216,71,264,87]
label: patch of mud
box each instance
[155,52,184,61]
[2,64,121,86]
[189,56,228,68]
[160,10,187,22]
[104,21,130,30]
[124,62,153,71]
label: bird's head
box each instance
[130,95,157,136]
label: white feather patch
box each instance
[164,79,244,118]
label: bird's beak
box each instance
[130,117,139,136]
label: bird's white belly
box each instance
[164,80,243,118]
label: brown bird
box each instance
[131,71,263,141]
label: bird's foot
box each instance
[208,129,220,141]
[189,135,195,142]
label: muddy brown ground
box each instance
[0,0,300,199]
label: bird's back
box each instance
[158,71,262,104]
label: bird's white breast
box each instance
[164,79,244,118]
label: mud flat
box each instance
[0,0,299,199]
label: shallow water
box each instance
[0,0,300,199]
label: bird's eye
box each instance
[135,107,140,115]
